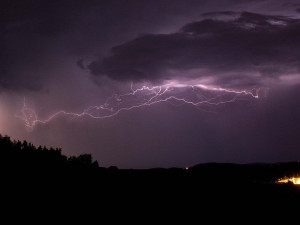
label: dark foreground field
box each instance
[1,135,300,204]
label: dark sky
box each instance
[1,0,300,168]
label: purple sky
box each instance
[1,0,300,168]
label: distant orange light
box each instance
[277,177,300,185]
[185,167,189,170]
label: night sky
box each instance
[1,0,300,168]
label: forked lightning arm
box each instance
[16,82,260,130]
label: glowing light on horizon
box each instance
[15,82,260,130]
[277,177,300,185]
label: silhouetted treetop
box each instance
[0,134,99,171]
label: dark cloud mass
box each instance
[88,11,300,87]
[0,0,209,91]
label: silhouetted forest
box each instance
[1,134,300,200]
[1,134,299,181]
[0,134,99,171]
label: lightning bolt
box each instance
[16,82,260,130]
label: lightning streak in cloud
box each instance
[16,82,260,130]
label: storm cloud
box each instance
[88,11,300,87]
[2,0,300,168]
[0,0,210,92]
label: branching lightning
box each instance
[16,82,260,130]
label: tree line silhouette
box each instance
[1,133,300,185]
[1,134,299,203]
[0,134,100,172]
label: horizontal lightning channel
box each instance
[16,83,260,130]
